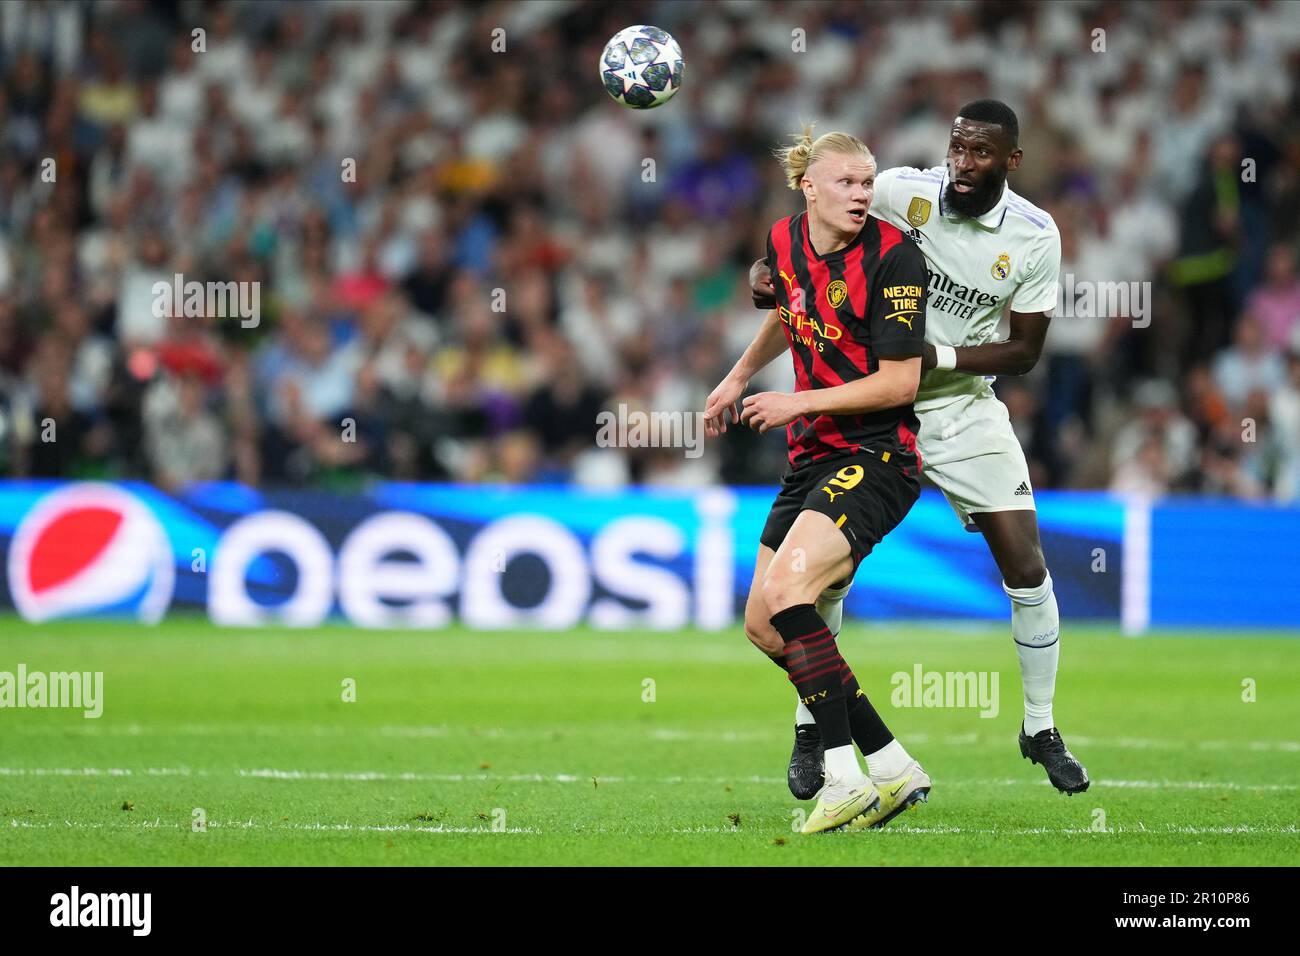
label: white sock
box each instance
[823,744,863,783]
[815,581,850,638]
[1004,571,1059,737]
[793,582,852,727]
[865,739,912,780]
[794,701,815,726]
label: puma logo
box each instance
[822,487,844,502]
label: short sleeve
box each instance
[869,237,928,359]
[869,167,899,221]
[1009,228,1062,314]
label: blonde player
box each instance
[751,100,1090,796]
[706,128,931,832]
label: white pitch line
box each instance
[673,824,1300,836]
[0,766,193,778]
[10,723,1299,753]
[960,777,1300,793]
[1071,778,1300,792]
[3,766,1296,791]
[6,819,537,834]
[238,768,609,784]
[7,817,1296,838]
[862,824,1300,836]
[1069,734,1300,753]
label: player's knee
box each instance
[1004,557,1048,592]
[759,567,810,617]
[743,615,783,655]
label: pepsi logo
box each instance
[8,484,174,623]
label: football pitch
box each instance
[1,617,1297,867]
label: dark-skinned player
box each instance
[749,100,1090,800]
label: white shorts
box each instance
[916,383,1036,530]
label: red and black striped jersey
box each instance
[766,211,928,474]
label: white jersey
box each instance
[869,165,1061,411]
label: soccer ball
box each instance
[599,25,684,109]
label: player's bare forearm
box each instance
[923,311,1050,376]
[741,360,920,434]
[706,310,787,437]
[797,357,922,417]
[730,309,786,382]
[928,339,1040,376]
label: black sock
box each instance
[840,663,894,755]
[768,654,814,729]
[769,604,852,750]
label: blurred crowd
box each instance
[1,0,1299,500]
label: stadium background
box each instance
[1,0,1298,627]
[1,0,1298,871]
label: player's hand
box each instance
[740,391,805,434]
[704,374,746,437]
[921,343,937,371]
[750,259,777,309]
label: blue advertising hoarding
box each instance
[0,480,1294,630]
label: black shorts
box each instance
[759,450,920,579]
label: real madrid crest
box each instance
[907,196,931,228]
[826,279,848,309]
[992,252,1011,280]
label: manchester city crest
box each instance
[826,279,848,309]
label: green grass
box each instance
[1,616,1297,866]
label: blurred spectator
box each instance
[1152,65,1229,202]
[402,229,454,326]
[1245,244,1300,351]
[18,337,110,477]
[1168,134,1242,361]
[1199,423,1267,499]
[55,301,113,413]
[1212,314,1285,409]
[116,228,173,345]
[1270,348,1300,501]
[521,332,605,480]
[143,371,227,489]
[1109,436,1170,498]
[1111,380,1198,490]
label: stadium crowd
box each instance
[1,0,1299,500]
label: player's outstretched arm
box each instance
[704,308,787,437]
[924,309,1050,376]
[740,357,921,433]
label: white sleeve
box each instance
[1010,229,1063,314]
[869,166,899,219]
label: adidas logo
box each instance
[907,228,925,245]
[1014,482,1032,496]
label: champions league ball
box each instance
[599,25,684,109]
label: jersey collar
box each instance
[937,168,1009,230]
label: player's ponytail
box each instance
[777,125,874,191]
[778,125,817,191]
